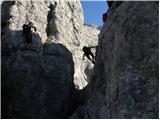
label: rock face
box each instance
[2,42,75,118]
[3,0,157,119]
[1,0,99,118]
[71,1,159,119]
[41,0,100,89]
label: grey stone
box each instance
[71,1,159,119]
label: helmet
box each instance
[28,21,33,26]
[82,46,87,51]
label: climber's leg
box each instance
[86,54,92,61]
[85,54,95,64]
[90,52,95,61]
[89,52,95,64]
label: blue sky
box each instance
[81,1,109,26]
[0,0,108,26]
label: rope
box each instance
[88,45,98,49]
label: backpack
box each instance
[23,24,31,33]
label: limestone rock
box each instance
[1,0,83,118]
[1,0,99,118]
[74,24,99,89]
[71,1,159,119]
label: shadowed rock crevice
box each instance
[46,2,59,39]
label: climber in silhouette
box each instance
[102,1,113,22]
[23,21,37,48]
[82,46,96,64]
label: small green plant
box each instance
[44,37,49,44]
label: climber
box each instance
[23,21,37,48]
[103,12,108,22]
[102,1,113,22]
[82,46,96,64]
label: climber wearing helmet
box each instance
[82,46,96,64]
[23,21,37,48]
[102,1,113,22]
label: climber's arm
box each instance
[88,45,98,49]
[32,25,37,31]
